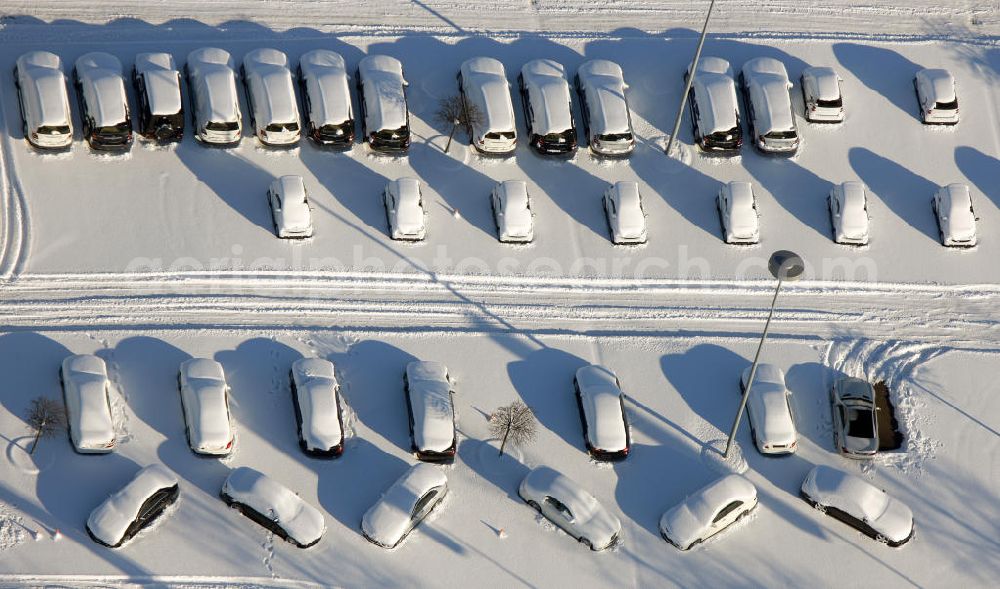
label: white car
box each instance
[915,68,958,125]
[362,463,448,548]
[178,358,234,456]
[242,48,300,146]
[685,56,742,153]
[290,358,345,458]
[221,467,324,548]
[519,466,621,551]
[659,474,758,550]
[404,361,456,462]
[801,465,913,547]
[268,175,313,239]
[740,57,799,154]
[800,66,844,123]
[576,60,635,157]
[60,354,116,454]
[933,183,977,247]
[298,49,354,147]
[14,51,74,149]
[574,365,630,461]
[186,47,242,145]
[831,376,878,459]
[133,52,184,143]
[739,364,797,454]
[519,59,577,155]
[717,181,760,244]
[459,57,517,155]
[829,181,870,245]
[384,178,426,241]
[603,181,647,245]
[74,52,133,151]
[357,55,410,153]
[491,180,534,243]
[87,464,179,548]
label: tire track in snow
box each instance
[0,96,30,281]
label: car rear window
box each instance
[97,122,130,136]
[266,122,299,133]
[764,130,798,140]
[206,121,239,132]
[708,126,740,141]
[935,99,958,110]
[846,408,875,438]
[599,132,633,143]
[377,125,408,140]
[152,113,183,129]
[319,121,352,137]
[817,97,843,108]
[39,125,71,135]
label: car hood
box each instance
[88,465,177,544]
[503,204,533,236]
[659,502,704,548]
[840,207,869,239]
[873,496,913,543]
[750,387,796,444]
[281,198,312,231]
[844,434,878,454]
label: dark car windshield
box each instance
[266,122,299,133]
[319,121,352,137]
[599,132,633,143]
[846,408,875,438]
[206,120,239,132]
[39,125,71,135]
[817,97,843,108]
[377,125,408,140]
[152,113,183,129]
[935,99,958,110]
[97,122,130,136]
[708,126,740,141]
[765,130,798,140]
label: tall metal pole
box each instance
[724,278,782,458]
[664,0,716,159]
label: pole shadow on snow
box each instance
[848,147,940,242]
[832,42,924,121]
[955,146,1000,210]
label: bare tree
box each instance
[435,94,483,154]
[489,401,537,458]
[25,397,66,455]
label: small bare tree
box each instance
[25,397,66,455]
[435,94,483,154]
[489,401,537,458]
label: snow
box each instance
[659,473,757,550]
[361,463,448,548]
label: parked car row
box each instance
[17,49,957,153]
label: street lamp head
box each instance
[768,250,805,282]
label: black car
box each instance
[86,465,179,548]
[357,55,411,154]
[519,59,578,156]
[133,53,184,143]
[74,52,133,152]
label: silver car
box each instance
[831,377,878,459]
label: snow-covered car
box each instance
[519,466,621,551]
[801,66,844,123]
[915,68,958,125]
[13,51,74,150]
[384,177,426,241]
[298,49,354,147]
[717,181,760,244]
[290,358,345,458]
[829,181,870,245]
[685,56,742,153]
[739,364,797,455]
[491,180,534,243]
[404,361,456,462]
[178,358,234,456]
[86,464,179,548]
[362,463,448,548]
[459,57,517,155]
[603,181,647,245]
[357,55,410,153]
[740,57,799,155]
[60,354,116,454]
[659,474,758,550]
[519,59,577,155]
[186,47,242,146]
[221,467,324,548]
[830,376,878,459]
[268,175,313,239]
[242,48,300,146]
[574,365,630,461]
[575,60,635,157]
[74,52,133,151]
[800,465,913,547]
[132,52,184,142]
[933,183,977,247]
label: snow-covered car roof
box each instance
[223,467,325,547]
[17,51,72,128]
[497,180,532,235]
[135,52,182,116]
[939,183,975,236]
[607,181,645,239]
[916,68,956,103]
[802,66,841,101]
[62,354,115,450]
[358,55,407,132]
[406,361,454,453]
[742,58,794,134]
[243,48,298,125]
[834,182,869,238]
[362,463,448,547]
[273,175,311,232]
[577,59,631,136]
[520,466,620,537]
[521,59,573,136]
[834,376,874,402]
[723,181,758,236]
[802,465,913,544]
[575,364,628,452]
[291,358,342,450]
[742,57,789,79]
[299,49,351,127]
[75,52,128,127]
[87,464,178,547]
[660,474,757,549]
[187,48,240,124]
[388,177,425,235]
[741,364,795,446]
[461,57,515,133]
[179,358,231,451]
[691,57,738,134]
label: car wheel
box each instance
[527,500,541,513]
[875,534,888,544]
[579,537,594,550]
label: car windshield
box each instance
[319,121,351,137]
[765,130,798,140]
[599,132,633,143]
[935,99,958,110]
[152,113,183,129]
[817,97,843,108]
[708,126,740,140]
[377,125,408,140]
[39,125,71,135]
[97,122,129,135]
[266,122,299,133]
[846,407,875,438]
[206,121,239,132]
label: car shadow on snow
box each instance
[506,347,591,454]
[299,144,391,242]
[955,146,1000,210]
[832,43,924,121]
[848,147,941,243]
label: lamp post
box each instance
[664,0,717,159]
[724,251,805,458]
